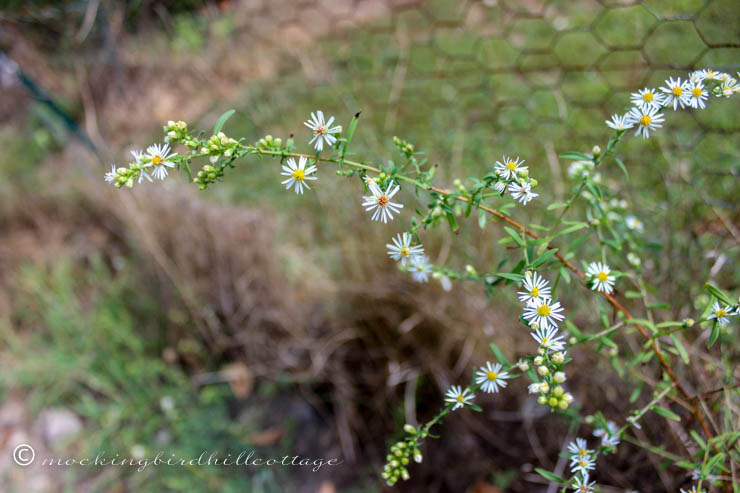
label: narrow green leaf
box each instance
[213,109,235,135]
[503,226,526,248]
[534,468,564,484]
[614,157,629,178]
[559,151,592,161]
[496,272,525,283]
[489,342,510,366]
[531,248,559,268]
[705,283,733,305]
[478,209,487,229]
[708,322,720,349]
[546,202,568,210]
[670,335,689,364]
[653,406,681,421]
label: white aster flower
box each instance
[475,361,510,393]
[444,385,474,411]
[409,255,431,283]
[625,215,643,232]
[508,181,538,205]
[523,298,565,331]
[495,155,527,181]
[707,301,735,326]
[687,81,708,109]
[518,271,551,306]
[567,438,594,460]
[362,180,403,223]
[594,420,620,447]
[386,232,424,266]
[630,88,665,110]
[696,68,720,81]
[720,78,738,97]
[605,113,634,131]
[572,473,596,493]
[660,77,690,110]
[531,326,566,352]
[303,110,340,152]
[280,156,317,194]
[586,261,616,294]
[104,164,117,183]
[625,105,664,139]
[145,143,177,180]
[570,455,596,475]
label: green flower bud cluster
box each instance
[392,136,415,158]
[256,134,282,151]
[531,351,574,411]
[163,120,198,148]
[198,132,240,164]
[194,164,220,190]
[381,425,423,486]
[111,163,148,189]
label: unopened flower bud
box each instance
[568,337,577,345]
[553,371,566,383]
[537,366,549,376]
[553,385,564,396]
[533,356,543,366]
[552,352,565,364]
[592,145,601,157]
[537,396,548,405]
[404,424,416,434]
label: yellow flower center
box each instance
[692,87,702,97]
[541,337,549,344]
[597,272,609,282]
[578,449,588,457]
[672,86,683,96]
[639,115,651,126]
[580,486,588,493]
[537,304,551,316]
[456,395,465,403]
[530,286,539,297]
[506,161,517,170]
[151,155,163,166]
[315,124,326,135]
[642,92,654,102]
[378,195,389,206]
[487,371,498,381]
[716,309,726,317]
[292,169,305,181]
[400,247,410,258]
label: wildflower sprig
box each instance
[108,67,738,491]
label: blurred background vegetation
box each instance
[0,0,737,491]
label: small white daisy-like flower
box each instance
[475,361,510,393]
[660,77,691,110]
[362,180,403,223]
[409,255,431,283]
[528,383,542,394]
[303,110,341,152]
[586,261,616,294]
[523,298,565,331]
[570,455,596,475]
[444,385,474,411]
[719,78,738,97]
[707,301,735,326]
[686,81,708,109]
[518,271,551,306]
[508,181,538,206]
[104,164,117,183]
[680,486,706,493]
[567,438,594,460]
[572,473,596,493]
[696,68,720,81]
[531,326,566,352]
[280,156,317,194]
[494,155,527,181]
[493,181,507,194]
[145,143,177,180]
[605,113,634,131]
[630,88,665,110]
[386,232,424,266]
[625,215,643,232]
[625,105,664,139]
[594,420,620,447]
